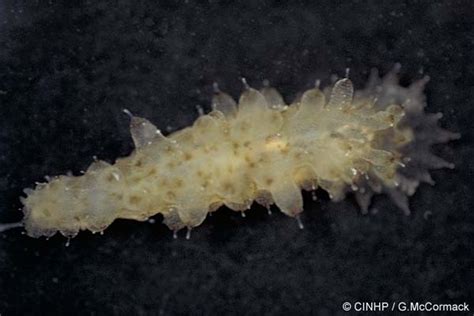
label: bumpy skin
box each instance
[21,67,459,238]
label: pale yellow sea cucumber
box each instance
[13,65,459,238]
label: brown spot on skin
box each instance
[343,143,353,151]
[280,146,289,154]
[166,161,176,169]
[258,153,270,163]
[183,152,193,161]
[232,142,240,150]
[239,121,250,132]
[396,135,406,144]
[243,141,251,148]
[386,114,395,125]
[232,142,241,155]
[134,159,143,167]
[222,182,235,194]
[127,175,142,184]
[265,178,274,186]
[329,169,339,178]
[166,191,176,200]
[129,195,141,204]
[111,192,123,200]
[175,179,184,188]
[197,170,203,177]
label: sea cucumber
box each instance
[17,65,459,238]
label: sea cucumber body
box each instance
[21,68,459,237]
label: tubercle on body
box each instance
[16,65,459,238]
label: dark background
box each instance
[0,0,473,315]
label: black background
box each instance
[0,1,473,315]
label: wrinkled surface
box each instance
[0,1,472,315]
[21,70,453,238]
